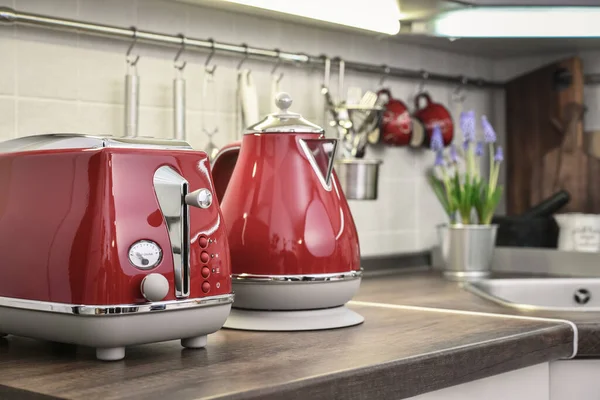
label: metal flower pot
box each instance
[438,224,498,281]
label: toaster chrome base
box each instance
[231,271,362,310]
[223,305,364,331]
[0,294,233,361]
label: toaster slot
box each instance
[153,166,190,299]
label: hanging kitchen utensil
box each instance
[235,44,259,141]
[124,29,140,138]
[451,77,467,147]
[270,50,285,113]
[365,65,391,146]
[173,34,187,140]
[202,40,220,160]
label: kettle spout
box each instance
[299,138,338,190]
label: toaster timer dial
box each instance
[128,240,163,270]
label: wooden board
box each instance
[505,57,591,214]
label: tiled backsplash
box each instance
[0,0,497,257]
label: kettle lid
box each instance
[244,92,324,134]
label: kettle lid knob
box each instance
[275,92,293,114]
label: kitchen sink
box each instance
[465,278,600,312]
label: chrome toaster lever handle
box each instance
[153,166,190,299]
[185,188,213,209]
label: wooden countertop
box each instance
[0,270,577,400]
[356,269,600,356]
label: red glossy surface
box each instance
[202,282,210,293]
[0,147,231,305]
[378,89,413,146]
[201,267,211,278]
[200,251,210,263]
[212,133,360,276]
[198,236,209,248]
[413,93,454,147]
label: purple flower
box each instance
[434,150,445,166]
[482,115,497,143]
[449,145,458,164]
[494,146,504,162]
[430,125,444,152]
[460,111,476,142]
[475,141,484,157]
[462,140,469,151]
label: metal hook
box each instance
[237,44,249,71]
[173,34,187,71]
[271,49,284,83]
[204,38,217,75]
[379,65,390,87]
[452,75,468,102]
[417,69,429,93]
[126,26,140,67]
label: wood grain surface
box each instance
[0,280,573,400]
[505,56,589,214]
[355,269,600,356]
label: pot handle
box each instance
[377,88,392,101]
[414,92,432,110]
[211,141,242,203]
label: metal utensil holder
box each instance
[335,158,382,200]
[322,58,383,200]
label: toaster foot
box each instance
[181,335,207,349]
[96,347,125,361]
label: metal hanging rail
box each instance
[0,6,506,89]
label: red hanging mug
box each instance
[413,93,453,147]
[377,89,413,147]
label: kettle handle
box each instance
[211,141,241,203]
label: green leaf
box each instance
[427,173,451,217]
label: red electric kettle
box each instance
[211,92,364,331]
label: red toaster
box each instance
[0,134,233,361]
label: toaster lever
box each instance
[185,188,213,209]
[153,166,190,299]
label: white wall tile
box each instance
[15,0,77,17]
[17,99,79,135]
[17,40,79,100]
[139,106,171,139]
[3,0,500,257]
[78,47,126,104]
[0,0,14,6]
[0,36,15,96]
[136,57,173,108]
[138,0,190,34]
[78,102,123,136]
[0,98,15,141]
[185,3,237,44]
[358,231,418,257]
[78,0,137,26]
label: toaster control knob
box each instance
[185,188,212,209]
[141,273,169,302]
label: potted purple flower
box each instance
[428,111,503,281]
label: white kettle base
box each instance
[223,305,364,331]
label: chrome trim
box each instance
[0,294,234,316]
[298,138,338,191]
[233,269,363,283]
[153,166,190,299]
[0,134,193,153]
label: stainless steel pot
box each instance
[334,159,382,200]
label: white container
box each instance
[555,213,600,253]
